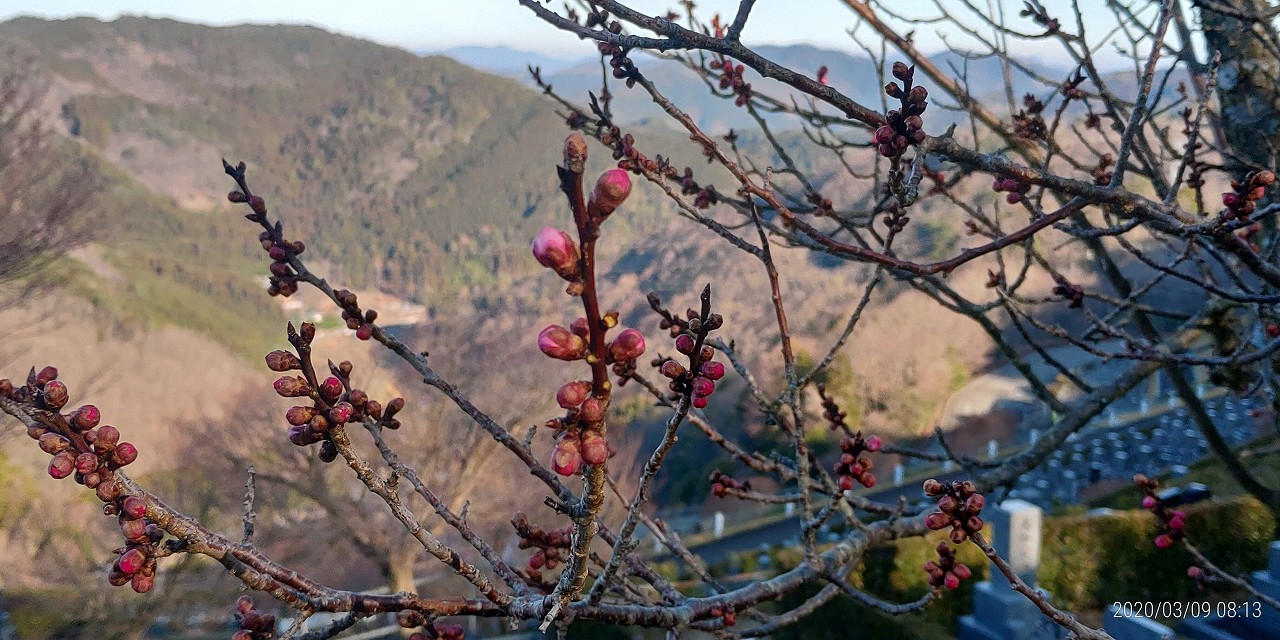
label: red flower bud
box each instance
[121,517,148,541]
[925,512,950,530]
[950,528,968,544]
[121,495,147,520]
[286,406,318,426]
[581,430,609,466]
[41,380,69,410]
[966,516,984,532]
[701,361,725,380]
[589,169,633,217]
[49,452,75,479]
[1169,516,1185,531]
[320,377,343,400]
[692,396,708,409]
[860,473,877,488]
[938,495,957,512]
[539,325,587,360]
[112,442,138,467]
[864,435,882,452]
[1223,192,1240,206]
[130,573,154,594]
[1154,534,1173,549]
[944,571,960,589]
[953,563,972,580]
[38,433,70,455]
[551,438,583,476]
[532,227,580,280]
[675,334,696,354]
[965,493,985,512]
[35,366,58,385]
[556,380,592,409]
[1142,495,1157,509]
[874,126,896,144]
[839,475,854,491]
[608,328,646,362]
[692,376,715,397]
[661,360,687,379]
[923,478,943,496]
[75,452,99,475]
[1257,170,1276,186]
[356,323,374,340]
[118,548,146,575]
[329,402,354,425]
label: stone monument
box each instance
[958,500,1065,640]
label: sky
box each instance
[0,1,1139,63]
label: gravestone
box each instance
[1179,540,1280,639]
[958,500,1064,640]
[988,439,999,459]
[1029,428,1040,445]
[893,463,904,486]
[712,512,725,539]
[1104,604,1173,640]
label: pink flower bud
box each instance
[570,317,590,337]
[556,381,592,409]
[1223,192,1240,206]
[579,397,607,424]
[953,563,972,580]
[112,442,138,467]
[874,126,895,144]
[692,376,715,397]
[35,366,58,385]
[265,350,301,372]
[75,452,99,475]
[539,325,587,360]
[118,548,146,575]
[121,517,148,541]
[925,512,950,530]
[675,334,696,354]
[1142,496,1157,510]
[944,571,960,590]
[121,495,147,520]
[860,473,877,488]
[581,431,610,466]
[356,324,374,340]
[532,227,580,280]
[692,396,708,409]
[1169,516,1185,531]
[965,493,986,512]
[49,452,75,479]
[329,402,354,425]
[70,405,101,430]
[41,380,69,410]
[864,435,882,452]
[966,515,983,531]
[608,328,646,362]
[551,438,583,476]
[1154,534,1173,549]
[839,475,854,491]
[320,377,343,400]
[700,361,724,380]
[589,169,633,217]
[938,495,957,512]
[286,406,318,426]
[130,573,154,594]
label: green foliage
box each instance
[1040,496,1274,612]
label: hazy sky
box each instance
[0,1,1137,62]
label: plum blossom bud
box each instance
[532,227,580,281]
[551,438,583,476]
[701,361,725,380]
[118,548,146,575]
[675,334,696,355]
[1154,534,1173,549]
[564,132,588,168]
[1142,496,1157,509]
[49,452,75,479]
[579,397,607,424]
[864,435,882,452]
[121,495,147,520]
[329,402,354,425]
[589,169,633,217]
[661,360,687,378]
[320,377,343,400]
[286,406,318,426]
[556,380,592,409]
[539,325,587,360]
[608,328,646,362]
[112,442,138,467]
[265,350,302,372]
[581,431,609,466]
[274,376,311,398]
[41,380,69,410]
[925,512,950,530]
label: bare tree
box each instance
[5,1,1280,639]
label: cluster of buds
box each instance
[1222,169,1275,221]
[818,384,850,433]
[396,611,464,640]
[228,187,305,298]
[4,367,161,593]
[1091,154,1114,186]
[992,175,1032,205]
[333,288,379,341]
[709,55,752,107]
[1013,93,1047,140]
[923,478,986,544]
[708,469,751,498]
[1134,474,1188,550]
[873,62,928,159]
[653,305,725,409]
[231,596,276,640]
[706,605,737,627]
[1052,275,1085,309]
[924,541,973,591]
[512,512,573,587]
[834,433,882,491]
[270,322,404,462]
[593,123,719,209]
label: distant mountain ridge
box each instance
[426,45,587,77]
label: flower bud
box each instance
[1256,170,1276,186]
[908,86,928,103]
[965,493,985,512]
[700,361,725,380]
[121,517,148,541]
[589,169,633,217]
[579,396,607,424]
[675,334,696,354]
[874,125,895,144]
[75,452,99,475]
[570,317,590,338]
[532,227,581,280]
[539,325,587,360]
[1154,534,1173,549]
[95,478,122,502]
[551,438,583,476]
[398,610,428,629]
[35,366,58,385]
[581,431,610,466]
[1141,495,1156,509]
[41,380,69,410]
[556,380,592,409]
[49,452,75,479]
[118,548,147,575]
[892,61,912,81]
[1223,192,1240,206]
[938,495,957,512]
[860,472,877,488]
[692,376,715,398]
[121,495,147,520]
[273,376,311,398]
[320,377,343,400]
[112,442,138,467]
[265,350,301,372]
[693,396,708,409]
[286,406,318,426]
[864,435,882,452]
[925,511,950,530]
[564,132,588,168]
[950,527,968,544]
[130,573,154,594]
[38,433,71,455]
[966,516,983,532]
[608,328,646,362]
[329,402,354,425]
[356,324,374,340]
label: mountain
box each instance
[428,45,588,77]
